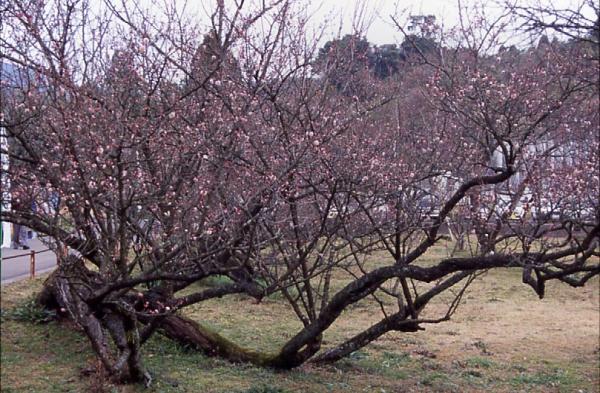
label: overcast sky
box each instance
[306,0,595,45]
[307,0,469,45]
[128,0,596,48]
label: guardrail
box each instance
[2,248,52,279]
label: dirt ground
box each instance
[409,273,599,365]
[187,266,599,392]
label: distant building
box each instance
[1,120,10,248]
[1,62,34,248]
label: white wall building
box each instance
[1,125,11,248]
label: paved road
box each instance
[1,238,57,284]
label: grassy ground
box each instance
[1,246,598,392]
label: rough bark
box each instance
[37,257,281,373]
[312,310,414,364]
[157,314,276,366]
[37,256,151,385]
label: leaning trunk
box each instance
[37,257,151,385]
[157,314,276,366]
[37,256,285,375]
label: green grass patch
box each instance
[511,367,581,390]
[465,356,495,369]
[1,297,57,324]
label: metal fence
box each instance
[2,248,52,279]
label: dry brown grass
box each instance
[1,245,598,392]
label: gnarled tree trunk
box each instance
[37,256,288,379]
[37,256,151,385]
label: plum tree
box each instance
[1,0,597,385]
